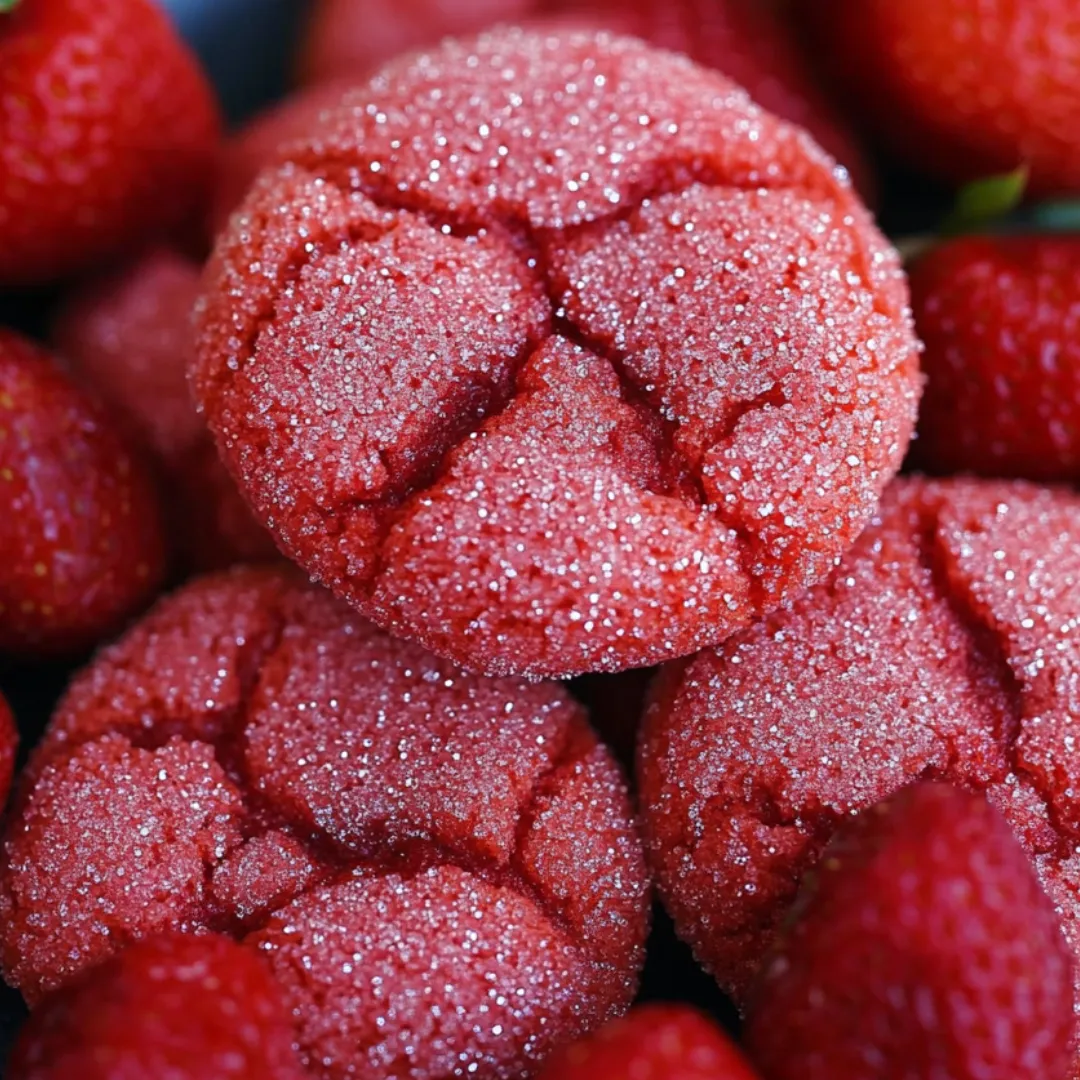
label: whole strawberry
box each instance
[0,0,221,287]
[796,0,1080,193]
[0,327,166,656]
[744,782,1075,1080]
[7,933,305,1080]
[52,249,276,570]
[537,1004,760,1080]
[912,235,1080,482]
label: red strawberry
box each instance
[547,0,872,198]
[796,0,1080,193]
[298,0,533,85]
[537,1004,760,1080]
[912,235,1080,482]
[7,933,305,1080]
[51,249,276,570]
[0,327,166,656]
[0,0,221,287]
[744,782,1075,1080]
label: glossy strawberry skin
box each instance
[912,235,1080,482]
[7,933,305,1080]
[797,0,1080,193]
[0,328,167,657]
[0,0,221,286]
[744,782,1075,1080]
[537,1004,760,1080]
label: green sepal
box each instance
[940,165,1029,236]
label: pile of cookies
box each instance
[2,1,1080,1078]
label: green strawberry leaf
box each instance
[0,0,21,11]
[940,165,1029,235]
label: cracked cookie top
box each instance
[192,27,921,679]
[638,476,1080,1022]
[0,566,648,1080]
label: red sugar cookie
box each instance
[193,28,920,679]
[911,235,1080,483]
[639,476,1080,1039]
[0,566,649,1079]
[7,933,304,1080]
[52,249,275,570]
[0,0,221,287]
[0,328,166,656]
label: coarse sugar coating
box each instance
[0,328,167,657]
[52,250,276,570]
[911,236,1080,483]
[638,476,1080,1043]
[192,27,921,680]
[0,566,649,1079]
[544,0,872,199]
[7,933,305,1080]
[212,80,359,234]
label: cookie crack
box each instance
[555,302,770,609]
[325,327,546,587]
[235,723,602,966]
[911,507,1074,849]
[222,144,891,621]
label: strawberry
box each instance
[51,249,276,570]
[298,0,533,85]
[547,0,872,197]
[537,1004,760,1080]
[911,235,1080,482]
[0,0,221,287]
[7,933,305,1080]
[796,0,1080,194]
[0,327,166,656]
[744,782,1075,1080]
